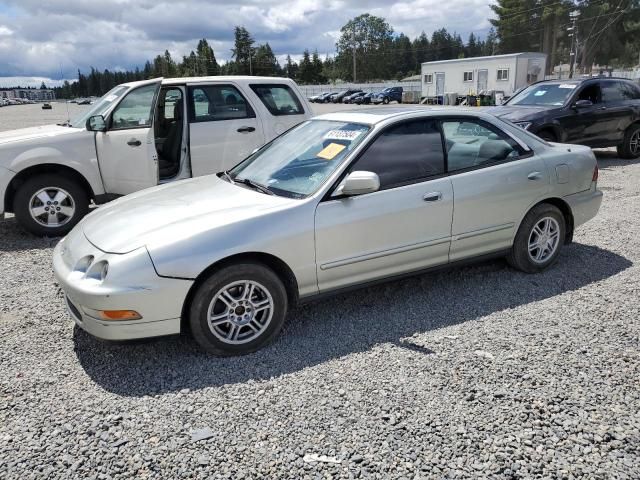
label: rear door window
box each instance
[250,84,305,116]
[188,85,254,122]
[602,80,640,102]
[441,119,522,172]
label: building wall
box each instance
[421,54,547,98]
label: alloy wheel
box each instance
[630,130,640,156]
[528,216,560,264]
[206,280,274,345]
[28,187,76,228]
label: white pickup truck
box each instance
[0,76,312,235]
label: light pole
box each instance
[568,10,580,79]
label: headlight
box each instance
[514,122,532,130]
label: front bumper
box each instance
[0,166,14,214]
[564,187,603,228]
[53,230,193,341]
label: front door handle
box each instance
[423,192,442,202]
[528,171,543,180]
[237,126,256,133]
[127,139,142,147]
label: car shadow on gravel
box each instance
[0,216,61,253]
[593,149,640,168]
[73,242,631,397]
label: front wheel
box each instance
[617,124,640,159]
[13,174,89,237]
[189,263,288,356]
[382,97,390,105]
[507,204,565,273]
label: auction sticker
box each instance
[558,84,577,89]
[324,130,363,142]
[317,143,346,160]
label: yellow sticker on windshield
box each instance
[317,143,346,160]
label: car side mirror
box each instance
[86,115,107,132]
[573,99,593,109]
[334,171,380,197]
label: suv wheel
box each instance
[617,123,640,159]
[537,129,557,143]
[13,174,89,237]
[507,203,565,273]
[382,97,390,105]
[189,262,288,356]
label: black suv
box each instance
[489,78,640,158]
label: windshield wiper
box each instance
[235,178,275,195]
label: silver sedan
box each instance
[53,107,603,355]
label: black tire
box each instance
[189,262,288,356]
[382,97,390,105]
[616,123,640,159]
[507,203,565,273]
[537,129,557,143]
[13,174,89,237]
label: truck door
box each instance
[94,79,161,195]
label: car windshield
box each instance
[230,120,370,198]
[507,83,578,106]
[70,86,129,128]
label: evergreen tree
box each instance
[231,26,255,75]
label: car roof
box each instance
[313,106,487,125]
[118,76,297,88]
[530,76,636,87]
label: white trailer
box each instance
[421,53,547,99]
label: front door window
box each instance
[111,84,157,129]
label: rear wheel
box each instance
[617,123,640,159]
[507,203,565,273]
[13,174,89,237]
[189,263,288,356]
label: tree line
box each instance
[53,2,640,98]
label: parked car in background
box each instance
[331,89,362,103]
[0,76,312,236]
[372,86,404,104]
[77,98,92,105]
[490,77,640,159]
[355,92,375,105]
[41,103,52,110]
[308,92,329,103]
[343,92,367,104]
[316,92,338,103]
[53,107,602,356]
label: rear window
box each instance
[188,84,254,122]
[250,84,304,116]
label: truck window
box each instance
[188,85,255,122]
[111,84,157,129]
[250,84,304,116]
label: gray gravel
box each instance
[1,113,640,478]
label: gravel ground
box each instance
[1,107,639,479]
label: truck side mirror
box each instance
[86,115,107,132]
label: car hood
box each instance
[484,105,557,122]
[0,124,82,145]
[82,175,296,254]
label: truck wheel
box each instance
[616,124,640,159]
[189,262,288,356]
[13,174,89,237]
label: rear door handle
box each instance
[237,126,256,133]
[127,139,142,147]
[528,171,543,180]
[423,192,442,202]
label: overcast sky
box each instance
[0,0,494,87]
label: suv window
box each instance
[576,83,602,104]
[189,85,254,122]
[111,84,157,129]
[250,84,304,116]
[350,119,444,190]
[602,80,640,102]
[442,119,521,172]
